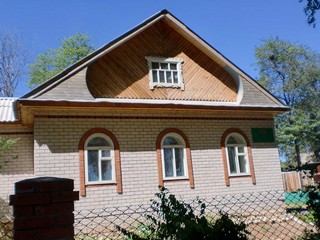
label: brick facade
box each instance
[28,109,283,211]
[0,128,34,202]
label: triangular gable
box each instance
[21,10,287,110]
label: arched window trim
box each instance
[84,133,116,185]
[79,128,122,197]
[225,133,250,177]
[161,133,188,180]
[221,128,256,187]
[156,128,195,189]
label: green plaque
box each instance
[251,128,275,143]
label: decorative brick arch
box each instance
[79,128,122,196]
[220,128,256,187]
[156,128,195,189]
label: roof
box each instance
[21,9,286,108]
[14,10,288,123]
[0,98,18,122]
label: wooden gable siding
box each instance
[86,20,238,102]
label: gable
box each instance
[21,9,287,112]
[86,20,238,102]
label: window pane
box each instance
[238,156,247,173]
[238,147,244,153]
[164,148,173,177]
[152,70,158,83]
[166,72,172,83]
[160,63,168,69]
[163,136,179,145]
[102,150,110,158]
[227,147,237,174]
[87,137,110,147]
[101,160,112,180]
[175,148,184,176]
[87,150,99,181]
[227,136,237,144]
[170,63,177,70]
[173,71,178,83]
[159,71,165,83]
[152,62,159,69]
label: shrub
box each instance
[300,177,320,240]
[118,186,249,240]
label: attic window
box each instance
[146,56,184,90]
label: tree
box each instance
[0,137,18,169]
[300,0,320,27]
[28,33,94,88]
[255,38,320,166]
[0,30,28,97]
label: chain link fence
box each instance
[0,197,13,240]
[0,190,317,239]
[73,190,316,240]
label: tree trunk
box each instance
[295,140,302,167]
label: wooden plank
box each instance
[86,20,237,102]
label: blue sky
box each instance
[1,0,319,97]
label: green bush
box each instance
[118,186,249,240]
[300,179,320,240]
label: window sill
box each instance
[163,177,189,182]
[85,182,117,187]
[229,174,251,178]
[150,83,183,89]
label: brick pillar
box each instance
[9,177,79,240]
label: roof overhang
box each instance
[18,98,289,126]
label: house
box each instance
[0,10,288,211]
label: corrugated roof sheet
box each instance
[0,98,18,122]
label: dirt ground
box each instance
[246,214,315,240]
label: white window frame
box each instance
[85,133,116,185]
[225,133,250,176]
[145,56,184,90]
[161,133,188,180]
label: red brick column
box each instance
[9,177,79,240]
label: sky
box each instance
[1,0,319,97]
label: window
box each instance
[225,134,249,175]
[161,134,187,179]
[156,128,195,189]
[145,56,184,90]
[79,128,122,196]
[220,128,256,186]
[85,134,115,184]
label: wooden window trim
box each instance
[156,128,194,189]
[79,128,122,196]
[85,183,117,188]
[221,128,256,187]
[146,56,184,90]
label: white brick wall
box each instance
[0,129,34,201]
[31,110,283,211]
